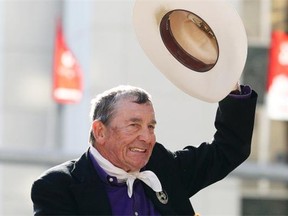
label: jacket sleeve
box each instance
[31,165,77,215]
[175,90,258,197]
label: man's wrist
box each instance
[229,85,252,99]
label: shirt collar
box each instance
[88,146,125,186]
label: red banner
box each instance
[52,21,83,104]
[266,31,288,120]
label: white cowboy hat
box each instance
[133,0,247,102]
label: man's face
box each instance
[99,99,157,172]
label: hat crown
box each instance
[169,10,218,65]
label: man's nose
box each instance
[138,127,154,142]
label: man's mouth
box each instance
[129,147,147,153]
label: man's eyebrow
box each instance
[129,118,157,125]
[129,117,141,123]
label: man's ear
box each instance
[92,120,106,144]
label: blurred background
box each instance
[0,0,287,215]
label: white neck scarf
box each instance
[90,146,162,198]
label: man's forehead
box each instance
[115,100,156,120]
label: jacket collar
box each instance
[69,149,112,215]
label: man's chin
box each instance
[127,161,149,172]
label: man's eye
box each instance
[149,125,155,130]
[128,123,139,129]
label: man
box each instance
[31,84,257,215]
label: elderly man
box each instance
[31,84,257,215]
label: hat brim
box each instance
[133,0,247,102]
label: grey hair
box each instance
[89,85,152,144]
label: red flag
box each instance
[266,31,288,120]
[52,21,83,104]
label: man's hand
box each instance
[230,82,241,94]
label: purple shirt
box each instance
[89,150,161,216]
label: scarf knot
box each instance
[90,146,162,198]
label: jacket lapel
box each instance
[69,150,112,215]
[143,184,177,215]
[144,143,195,216]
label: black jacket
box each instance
[31,91,257,215]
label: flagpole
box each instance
[259,0,288,193]
[0,1,3,150]
[55,104,64,150]
[0,2,4,214]
[58,0,92,154]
